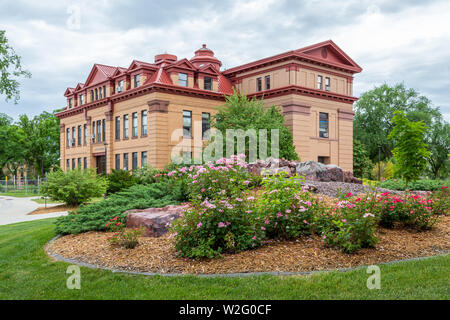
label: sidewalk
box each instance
[0,196,68,225]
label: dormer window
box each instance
[178,73,188,87]
[68,98,73,109]
[134,74,140,88]
[79,94,85,105]
[204,77,212,90]
[95,88,99,100]
[117,80,124,93]
[325,77,330,91]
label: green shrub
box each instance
[105,216,143,249]
[41,169,107,206]
[322,197,379,253]
[55,182,181,234]
[257,173,321,239]
[170,196,263,259]
[132,165,164,184]
[433,186,449,215]
[106,169,138,195]
[379,179,449,191]
[371,161,394,181]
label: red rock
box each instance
[126,204,189,237]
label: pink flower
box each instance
[285,209,291,213]
[247,196,255,201]
[323,235,327,239]
[236,198,243,202]
[197,222,202,228]
[243,180,250,185]
[201,188,205,192]
[218,222,226,228]
[264,219,270,224]
[246,210,252,214]
[261,226,266,230]
[276,212,283,218]
[252,236,257,240]
[341,219,347,223]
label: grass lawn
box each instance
[0,192,41,198]
[0,218,448,300]
[30,197,104,205]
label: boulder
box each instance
[261,166,292,176]
[295,161,328,180]
[325,164,344,182]
[126,204,189,237]
[343,171,363,184]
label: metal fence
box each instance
[0,177,46,195]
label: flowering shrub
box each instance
[167,154,253,202]
[170,196,263,258]
[375,192,439,230]
[322,196,379,253]
[257,173,322,239]
[105,216,143,249]
[432,186,449,216]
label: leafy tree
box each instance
[425,119,449,179]
[0,113,25,176]
[0,30,31,103]
[213,91,299,161]
[353,139,372,178]
[18,111,60,177]
[354,83,441,161]
[388,111,430,188]
[41,168,107,206]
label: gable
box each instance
[198,63,220,75]
[296,40,362,72]
[84,64,113,87]
[172,58,196,70]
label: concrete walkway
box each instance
[0,196,68,225]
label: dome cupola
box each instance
[190,44,222,70]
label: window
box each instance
[317,75,323,90]
[83,157,87,169]
[178,73,188,87]
[117,80,124,93]
[115,116,120,140]
[141,110,147,136]
[183,110,192,137]
[103,86,106,98]
[325,77,330,91]
[318,156,330,164]
[123,115,129,139]
[96,120,101,142]
[77,125,81,146]
[132,152,138,170]
[68,98,73,109]
[204,77,212,90]
[90,90,94,101]
[123,153,129,171]
[132,112,138,137]
[141,151,147,167]
[83,124,87,145]
[92,121,95,142]
[256,77,262,91]
[95,88,98,100]
[102,119,106,142]
[134,74,140,88]
[182,151,192,164]
[99,87,103,99]
[66,159,70,170]
[72,127,75,146]
[77,158,81,168]
[115,154,120,170]
[202,112,210,139]
[265,75,270,90]
[319,112,329,138]
[72,158,75,170]
[79,94,84,105]
[66,128,70,147]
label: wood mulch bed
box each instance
[47,216,450,275]
[28,204,76,215]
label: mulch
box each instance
[28,204,76,215]
[47,216,450,275]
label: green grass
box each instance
[0,192,41,197]
[0,218,448,300]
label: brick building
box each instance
[56,40,362,173]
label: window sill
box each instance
[141,134,148,138]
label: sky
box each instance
[0,0,449,121]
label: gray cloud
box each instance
[0,0,449,122]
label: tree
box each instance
[0,113,25,176]
[388,111,430,188]
[0,30,31,103]
[426,120,450,178]
[353,139,372,178]
[213,91,299,161]
[18,111,60,177]
[354,83,441,161]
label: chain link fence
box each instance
[0,177,46,196]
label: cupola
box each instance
[190,44,222,70]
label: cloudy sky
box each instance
[0,0,449,121]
